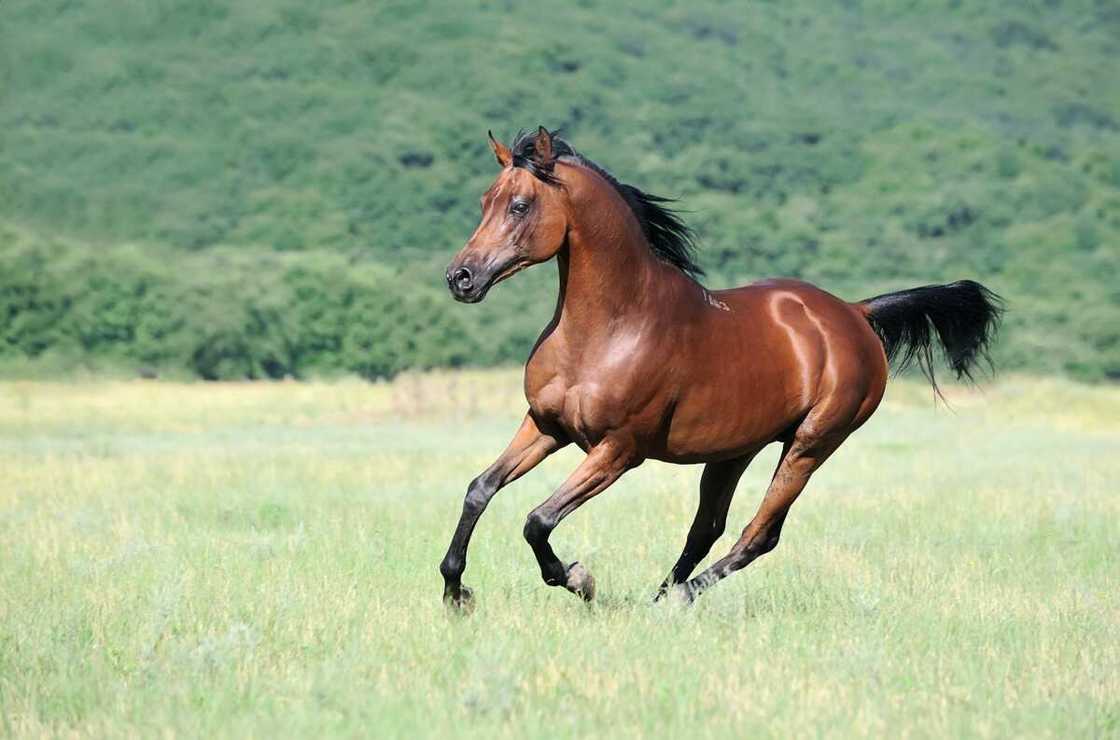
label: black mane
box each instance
[509,130,704,278]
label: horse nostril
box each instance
[453,267,473,292]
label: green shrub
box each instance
[0,236,479,381]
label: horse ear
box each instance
[532,126,555,167]
[488,130,513,167]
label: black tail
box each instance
[861,280,1004,395]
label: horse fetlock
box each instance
[439,556,463,582]
[540,561,567,587]
[443,583,474,612]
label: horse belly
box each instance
[658,383,800,463]
[655,325,811,463]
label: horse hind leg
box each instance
[673,425,848,603]
[653,452,757,601]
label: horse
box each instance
[439,127,1002,608]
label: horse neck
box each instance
[552,171,681,334]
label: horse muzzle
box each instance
[446,260,499,303]
[446,265,480,302]
[446,254,524,303]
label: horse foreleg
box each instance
[440,414,565,609]
[523,439,637,601]
[653,453,756,601]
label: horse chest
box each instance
[526,372,627,449]
[525,327,668,449]
[525,377,582,442]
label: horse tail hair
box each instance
[859,280,1003,396]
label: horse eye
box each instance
[510,200,530,216]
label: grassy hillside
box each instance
[2,1,1118,379]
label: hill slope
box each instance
[2,1,1118,379]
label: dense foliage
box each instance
[1,1,1118,379]
[0,229,476,379]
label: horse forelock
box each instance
[505,130,704,278]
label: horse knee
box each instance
[523,509,554,546]
[467,475,499,513]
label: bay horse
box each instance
[439,127,1001,608]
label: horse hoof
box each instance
[444,584,475,613]
[565,562,596,601]
[667,583,695,606]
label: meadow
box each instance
[1,371,1117,737]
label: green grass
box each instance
[1,371,1118,737]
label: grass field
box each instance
[1,371,1118,738]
